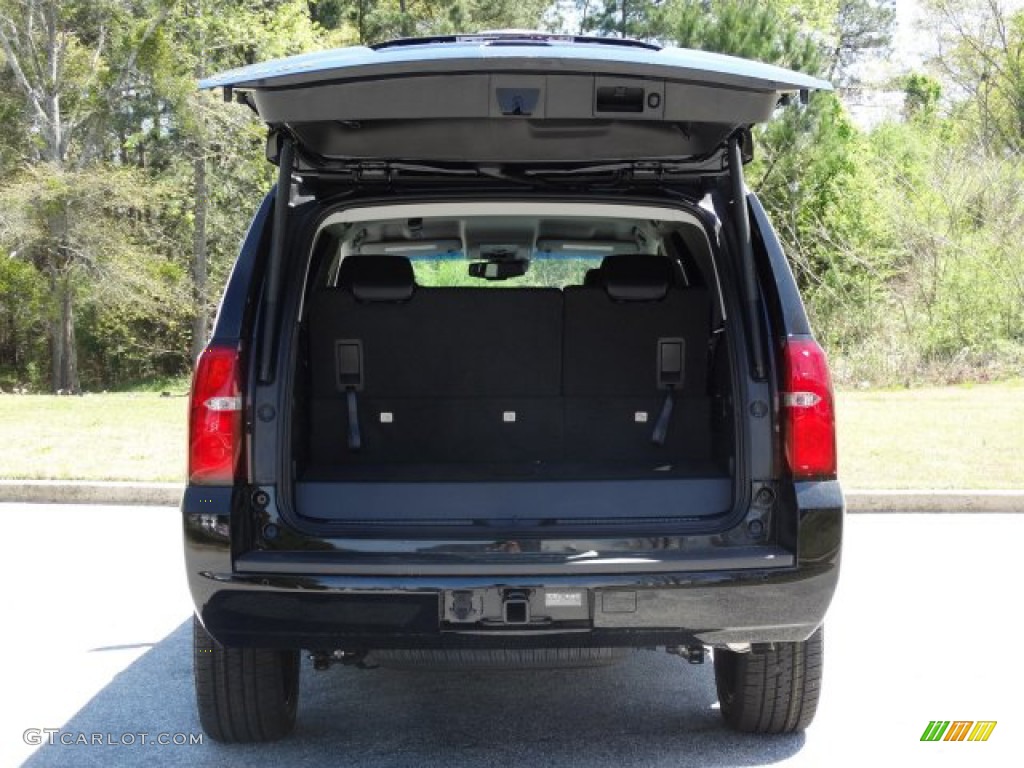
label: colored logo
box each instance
[921,721,997,742]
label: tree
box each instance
[654,0,822,72]
[902,72,942,121]
[577,0,661,39]
[311,0,551,43]
[644,0,899,361]
[173,1,325,361]
[0,252,47,388]
[0,0,168,391]
[923,0,1024,154]
[829,0,895,86]
[0,164,177,385]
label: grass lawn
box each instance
[0,394,187,482]
[0,381,1021,488]
[835,379,1024,490]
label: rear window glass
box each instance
[324,213,673,290]
[411,256,602,289]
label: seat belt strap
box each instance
[653,337,685,446]
[652,390,675,446]
[346,389,361,451]
[335,340,364,452]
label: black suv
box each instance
[184,32,843,742]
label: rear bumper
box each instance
[183,481,842,649]
[190,565,839,649]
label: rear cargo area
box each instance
[289,210,738,524]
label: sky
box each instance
[889,0,1024,71]
[850,0,1024,126]
[892,1,931,70]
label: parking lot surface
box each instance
[4,504,1020,767]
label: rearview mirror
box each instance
[468,260,529,281]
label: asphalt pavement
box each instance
[3,504,1021,767]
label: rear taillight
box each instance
[188,345,243,485]
[781,338,837,479]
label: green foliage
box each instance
[577,0,660,39]
[655,0,824,74]
[0,254,48,389]
[413,258,595,287]
[311,0,550,43]
[769,1,839,36]
[754,93,900,361]
[901,72,942,121]
[0,0,179,390]
[818,116,1024,385]
[0,0,1020,393]
[923,0,1024,154]
[578,0,893,83]
[104,0,327,367]
[412,260,473,287]
[643,0,1022,386]
[830,0,894,83]
[647,1,897,366]
[0,164,189,389]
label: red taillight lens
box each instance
[781,338,837,479]
[188,345,243,485]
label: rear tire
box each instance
[713,627,823,734]
[192,615,300,742]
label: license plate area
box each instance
[442,587,590,628]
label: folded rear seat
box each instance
[562,254,713,465]
[307,255,563,468]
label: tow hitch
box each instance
[442,587,589,628]
[309,649,377,671]
[667,644,706,664]
[502,589,531,624]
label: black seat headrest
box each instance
[582,267,603,287]
[600,254,673,301]
[337,255,415,302]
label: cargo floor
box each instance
[294,462,732,522]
